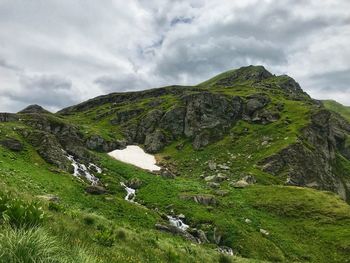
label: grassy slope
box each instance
[59,82,350,261]
[0,122,243,263]
[1,76,350,262]
[323,100,350,122]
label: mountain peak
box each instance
[199,65,273,87]
[18,104,50,114]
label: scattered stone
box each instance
[204,174,227,183]
[217,164,230,170]
[37,194,60,202]
[242,175,257,184]
[0,138,23,151]
[208,160,217,171]
[245,218,252,224]
[160,168,176,179]
[155,224,197,243]
[260,229,269,236]
[231,180,249,188]
[207,182,220,189]
[214,190,229,196]
[85,185,107,195]
[192,195,218,206]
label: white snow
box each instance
[108,145,161,171]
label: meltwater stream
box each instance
[63,151,101,185]
[167,215,189,231]
[120,182,136,202]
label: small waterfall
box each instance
[64,151,101,185]
[217,246,234,256]
[167,215,189,231]
[120,182,136,202]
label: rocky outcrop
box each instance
[261,110,350,201]
[0,113,18,122]
[85,185,107,195]
[0,138,23,151]
[155,223,197,243]
[85,135,126,152]
[215,65,273,86]
[22,130,72,171]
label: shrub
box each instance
[0,227,63,263]
[0,226,101,263]
[219,254,232,263]
[48,202,62,212]
[115,229,126,240]
[93,228,115,247]
[0,193,44,229]
[83,215,95,226]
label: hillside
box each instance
[323,100,350,122]
[0,65,350,263]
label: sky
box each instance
[0,0,350,112]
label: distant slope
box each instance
[323,100,350,122]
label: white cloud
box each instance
[0,0,349,112]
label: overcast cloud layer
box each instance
[0,0,349,112]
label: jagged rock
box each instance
[85,185,107,195]
[192,195,218,206]
[260,109,350,201]
[208,160,217,171]
[0,138,23,151]
[242,175,257,184]
[159,107,185,138]
[144,129,166,153]
[155,224,197,243]
[204,174,227,183]
[160,168,176,179]
[188,229,209,244]
[184,92,242,138]
[86,135,126,152]
[0,113,18,122]
[231,180,249,188]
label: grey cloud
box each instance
[94,74,151,93]
[3,74,77,111]
[308,69,350,92]
[0,0,350,110]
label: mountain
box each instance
[323,99,350,122]
[0,65,349,262]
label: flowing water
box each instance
[63,150,101,185]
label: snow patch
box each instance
[108,145,161,171]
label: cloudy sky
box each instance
[0,0,349,112]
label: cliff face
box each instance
[261,110,350,201]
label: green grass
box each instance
[323,100,350,122]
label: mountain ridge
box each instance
[1,65,350,262]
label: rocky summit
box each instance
[1,65,350,263]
